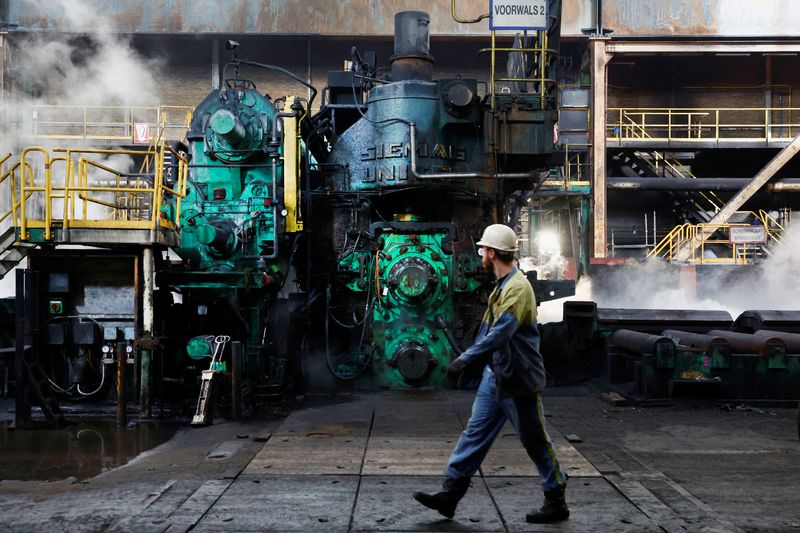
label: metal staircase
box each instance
[0,226,36,279]
[673,133,800,261]
[616,150,721,224]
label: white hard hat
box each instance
[476,224,518,252]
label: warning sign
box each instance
[133,123,150,144]
[490,0,548,30]
[729,225,767,244]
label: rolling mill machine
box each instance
[156,55,313,405]
[3,6,580,425]
[13,4,798,423]
[301,7,575,388]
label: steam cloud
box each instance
[537,221,800,323]
[0,0,160,297]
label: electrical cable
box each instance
[76,362,106,396]
[223,60,318,111]
[374,249,382,307]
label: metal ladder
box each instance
[191,335,230,426]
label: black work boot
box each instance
[413,477,470,519]
[526,488,570,523]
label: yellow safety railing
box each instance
[608,107,800,143]
[753,209,786,244]
[451,0,556,111]
[648,211,783,264]
[25,104,193,143]
[648,223,755,265]
[540,143,591,189]
[15,144,188,242]
[616,113,725,212]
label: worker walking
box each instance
[413,224,569,523]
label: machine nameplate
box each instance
[360,142,466,162]
[490,0,547,30]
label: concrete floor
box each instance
[0,388,799,532]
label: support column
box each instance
[0,34,6,115]
[590,37,611,258]
[116,342,127,427]
[211,39,220,90]
[14,269,32,427]
[140,247,154,418]
[307,39,313,108]
[765,55,773,138]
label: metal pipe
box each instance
[435,316,463,355]
[450,0,489,24]
[707,329,786,357]
[133,255,140,402]
[611,329,674,355]
[661,329,731,355]
[408,123,537,181]
[140,247,154,418]
[390,11,434,82]
[14,269,31,427]
[225,60,318,111]
[116,342,127,427]
[753,329,800,353]
[607,177,800,191]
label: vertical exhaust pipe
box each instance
[390,11,435,81]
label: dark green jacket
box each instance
[456,267,545,396]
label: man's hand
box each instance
[446,357,467,379]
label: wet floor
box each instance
[0,420,178,481]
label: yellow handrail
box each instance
[648,220,775,264]
[26,104,193,142]
[450,0,489,24]
[618,114,724,212]
[12,146,187,243]
[609,107,800,143]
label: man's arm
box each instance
[451,285,526,369]
[456,311,518,366]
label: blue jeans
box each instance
[445,367,567,493]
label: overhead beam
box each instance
[607,177,800,192]
[606,41,800,54]
[591,37,612,259]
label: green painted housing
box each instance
[161,84,299,382]
[171,85,284,278]
[338,223,483,387]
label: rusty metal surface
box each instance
[754,330,800,354]
[611,329,674,355]
[562,0,800,38]
[661,329,731,355]
[560,0,595,38]
[707,329,786,357]
[735,310,800,334]
[597,308,734,335]
[487,476,664,532]
[8,0,491,36]
[606,0,800,38]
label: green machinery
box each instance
[336,219,483,386]
[159,71,307,392]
